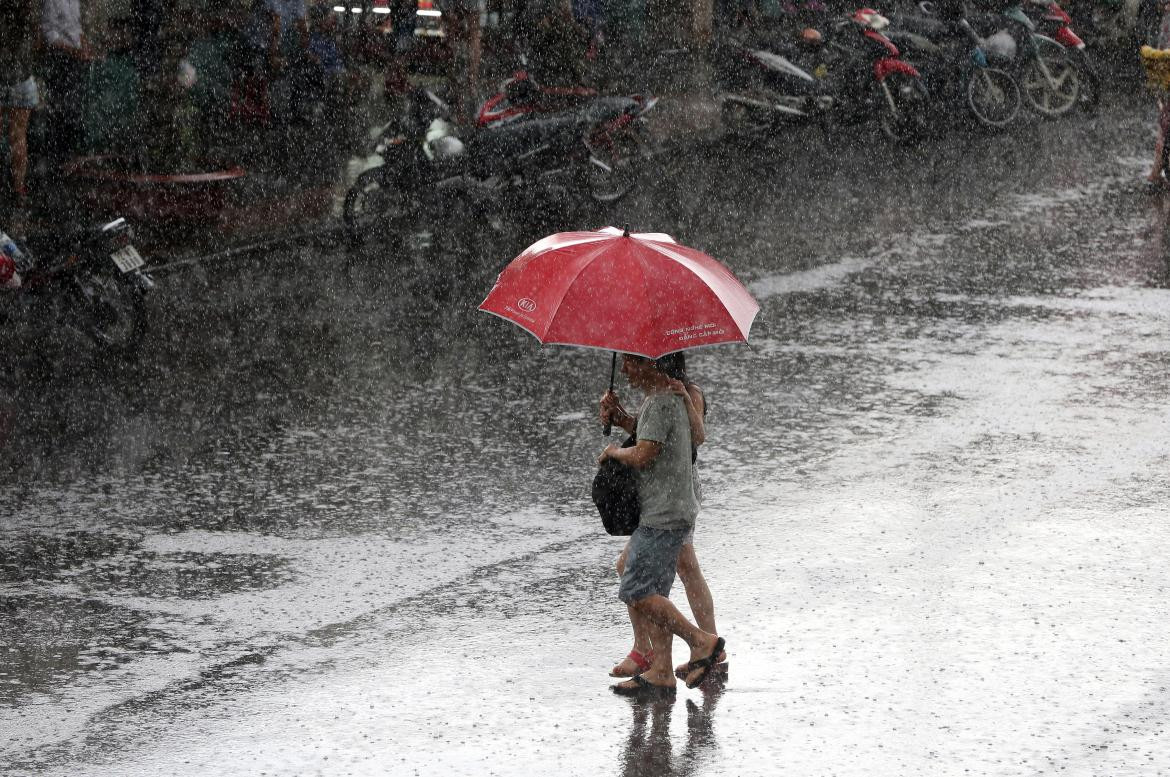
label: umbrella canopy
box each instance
[478,227,759,359]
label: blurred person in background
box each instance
[294,4,356,119]
[42,0,99,165]
[230,0,309,128]
[1,0,40,219]
[128,0,165,77]
[526,0,591,85]
[1147,0,1170,189]
[438,0,481,125]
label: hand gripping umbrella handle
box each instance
[603,352,616,436]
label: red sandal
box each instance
[608,648,654,678]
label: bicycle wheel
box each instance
[966,67,1021,129]
[1019,39,1080,117]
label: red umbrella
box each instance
[478,226,760,359]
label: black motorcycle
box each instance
[889,9,1023,129]
[344,88,646,247]
[2,218,154,358]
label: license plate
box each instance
[111,245,145,273]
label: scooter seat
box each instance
[577,97,638,124]
[886,29,944,56]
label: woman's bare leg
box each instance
[611,543,655,676]
[1151,98,1170,183]
[675,542,726,673]
[677,542,716,634]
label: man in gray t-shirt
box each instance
[634,391,700,530]
[599,354,724,697]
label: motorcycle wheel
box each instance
[584,126,646,205]
[74,272,148,357]
[1019,41,1081,117]
[876,74,930,143]
[343,167,417,246]
[966,67,1021,129]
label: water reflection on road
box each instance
[4,92,1170,775]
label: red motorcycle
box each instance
[478,70,658,124]
[475,68,659,204]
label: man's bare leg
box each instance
[631,593,721,682]
[641,617,676,686]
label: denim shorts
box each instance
[2,77,39,110]
[618,525,689,604]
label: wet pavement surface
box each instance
[4,88,1170,776]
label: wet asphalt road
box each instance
[3,88,1170,776]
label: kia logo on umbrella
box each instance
[517,298,537,313]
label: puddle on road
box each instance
[0,595,188,705]
[73,551,296,600]
[0,531,141,583]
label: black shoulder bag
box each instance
[591,433,640,536]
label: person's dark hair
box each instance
[654,351,687,382]
[653,351,709,416]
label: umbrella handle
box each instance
[603,351,616,436]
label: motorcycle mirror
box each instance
[918,1,937,14]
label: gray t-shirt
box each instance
[636,392,699,530]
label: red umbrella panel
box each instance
[478,227,760,359]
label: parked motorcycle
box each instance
[712,26,836,132]
[714,8,930,143]
[476,64,659,132]
[0,218,154,358]
[968,3,1082,117]
[1021,0,1100,111]
[889,9,1023,130]
[344,88,648,247]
